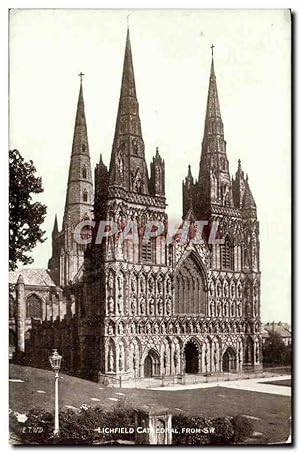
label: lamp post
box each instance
[49,349,62,437]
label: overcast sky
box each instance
[9,9,291,323]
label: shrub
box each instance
[210,416,234,445]
[232,415,254,443]
[10,402,255,445]
[10,400,136,445]
[10,407,54,445]
[172,413,213,445]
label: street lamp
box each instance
[49,349,62,437]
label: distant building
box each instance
[9,270,59,356]
[262,322,291,347]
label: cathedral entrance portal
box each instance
[222,347,236,372]
[144,350,160,378]
[184,340,199,374]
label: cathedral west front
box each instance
[10,29,262,386]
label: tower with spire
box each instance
[48,78,93,287]
[79,28,169,380]
[182,47,261,365]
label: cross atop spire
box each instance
[211,43,215,57]
[78,72,85,83]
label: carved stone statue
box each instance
[166,298,171,315]
[140,297,145,315]
[108,324,113,335]
[107,296,114,314]
[140,278,145,294]
[131,278,136,293]
[255,342,260,363]
[163,351,167,368]
[131,297,136,315]
[149,298,154,315]
[108,348,114,372]
[108,273,114,291]
[174,350,178,368]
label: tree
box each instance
[9,149,47,270]
[263,331,290,366]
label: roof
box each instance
[9,269,56,287]
[262,323,291,338]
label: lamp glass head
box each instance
[49,349,62,372]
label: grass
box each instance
[260,379,291,387]
[9,364,291,444]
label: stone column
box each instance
[16,274,25,353]
[135,405,172,445]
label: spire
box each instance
[182,165,195,218]
[232,159,246,209]
[108,29,149,194]
[119,28,137,100]
[63,78,93,226]
[196,49,233,215]
[17,273,24,285]
[71,80,88,156]
[243,178,256,210]
[52,214,58,236]
[204,54,223,136]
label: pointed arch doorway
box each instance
[144,350,160,377]
[222,347,236,372]
[184,340,199,374]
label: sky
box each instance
[9,9,291,323]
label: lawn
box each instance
[9,364,291,444]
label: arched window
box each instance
[82,144,86,152]
[26,294,42,319]
[174,254,206,315]
[82,166,87,179]
[83,189,88,202]
[221,237,233,270]
[9,296,15,319]
[141,238,153,263]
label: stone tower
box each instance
[182,53,261,371]
[48,79,93,287]
[79,29,168,380]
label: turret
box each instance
[149,147,165,197]
[94,154,109,222]
[232,159,246,209]
[182,165,195,219]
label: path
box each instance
[150,375,291,396]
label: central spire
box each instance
[204,55,223,137]
[120,29,137,100]
[108,29,149,195]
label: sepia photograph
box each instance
[8,8,291,446]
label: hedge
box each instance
[9,401,254,445]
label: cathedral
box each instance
[10,30,262,385]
